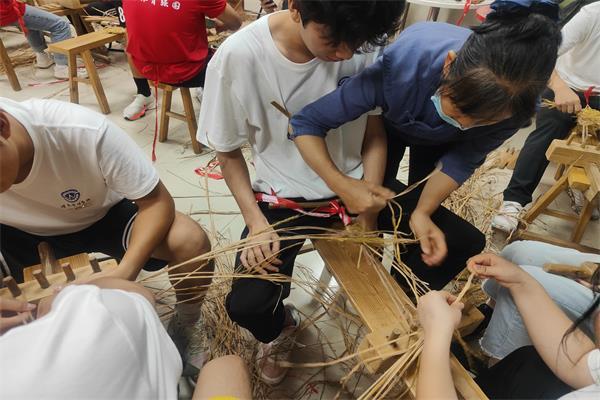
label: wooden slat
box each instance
[514,230,600,255]
[23,252,91,282]
[0,38,21,91]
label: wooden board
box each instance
[314,239,487,399]
[23,253,90,281]
[546,139,600,167]
[47,30,124,54]
[1,259,117,303]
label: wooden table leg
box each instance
[571,194,598,243]
[0,39,21,91]
[81,50,110,114]
[67,53,79,104]
[180,87,202,154]
[524,172,569,223]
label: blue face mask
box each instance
[431,92,467,131]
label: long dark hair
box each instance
[564,267,600,340]
[439,5,562,125]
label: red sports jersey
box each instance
[123,0,226,84]
[0,0,25,27]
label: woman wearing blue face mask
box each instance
[288,2,562,282]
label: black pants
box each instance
[0,200,166,282]
[504,88,600,206]
[476,346,574,399]
[226,189,484,343]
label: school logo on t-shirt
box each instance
[61,189,80,203]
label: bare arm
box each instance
[357,115,387,230]
[116,181,175,280]
[416,291,463,400]
[216,149,281,273]
[548,70,582,114]
[215,3,242,31]
[410,172,458,266]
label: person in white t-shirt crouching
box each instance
[0,98,212,371]
[0,278,252,400]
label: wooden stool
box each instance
[515,137,600,254]
[0,37,22,91]
[158,84,203,154]
[47,30,124,114]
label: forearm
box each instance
[417,332,457,400]
[510,278,595,388]
[217,150,266,229]
[414,172,459,216]
[293,135,346,192]
[361,115,387,186]
[119,184,175,280]
[548,69,572,93]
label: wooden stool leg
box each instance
[0,39,21,91]
[67,53,79,104]
[159,87,173,142]
[180,88,202,154]
[523,172,569,223]
[571,194,598,243]
[554,164,565,181]
[81,50,110,114]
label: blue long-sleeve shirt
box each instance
[290,22,525,185]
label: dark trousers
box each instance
[504,88,600,206]
[476,346,574,399]
[226,188,484,343]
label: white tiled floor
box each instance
[2,29,598,399]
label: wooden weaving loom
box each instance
[0,242,117,303]
[314,239,487,399]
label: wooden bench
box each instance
[0,37,22,91]
[47,29,125,114]
[314,239,487,399]
[158,84,203,154]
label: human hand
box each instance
[0,297,36,334]
[554,86,582,114]
[417,291,464,337]
[409,211,447,266]
[467,253,529,289]
[337,177,395,215]
[241,220,283,275]
[260,0,278,13]
[356,212,379,232]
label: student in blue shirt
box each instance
[289,4,561,275]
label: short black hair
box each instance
[439,8,562,125]
[294,0,405,51]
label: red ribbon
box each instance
[255,190,352,226]
[584,86,595,107]
[457,0,473,26]
[13,1,28,36]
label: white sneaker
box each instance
[256,305,301,386]
[568,188,600,220]
[35,52,54,69]
[123,94,156,121]
[491,201,523,233]
[53,64,88,79]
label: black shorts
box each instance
[0,199,167,282]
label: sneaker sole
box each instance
[36,63,55,69]
[124,106,147,121]
[255,352,288,386]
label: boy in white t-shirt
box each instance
[197,0,405,384]
[0,97,211,367]
[0,278,253,400]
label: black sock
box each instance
[134,78,151,97]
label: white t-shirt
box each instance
[559,348,600,399]
[0,97,159,236]
[556,2,600,93]
[197,12,381,200]
[0,285,182,399]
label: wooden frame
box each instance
[158,84,203,154]
[0,37,22,91]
